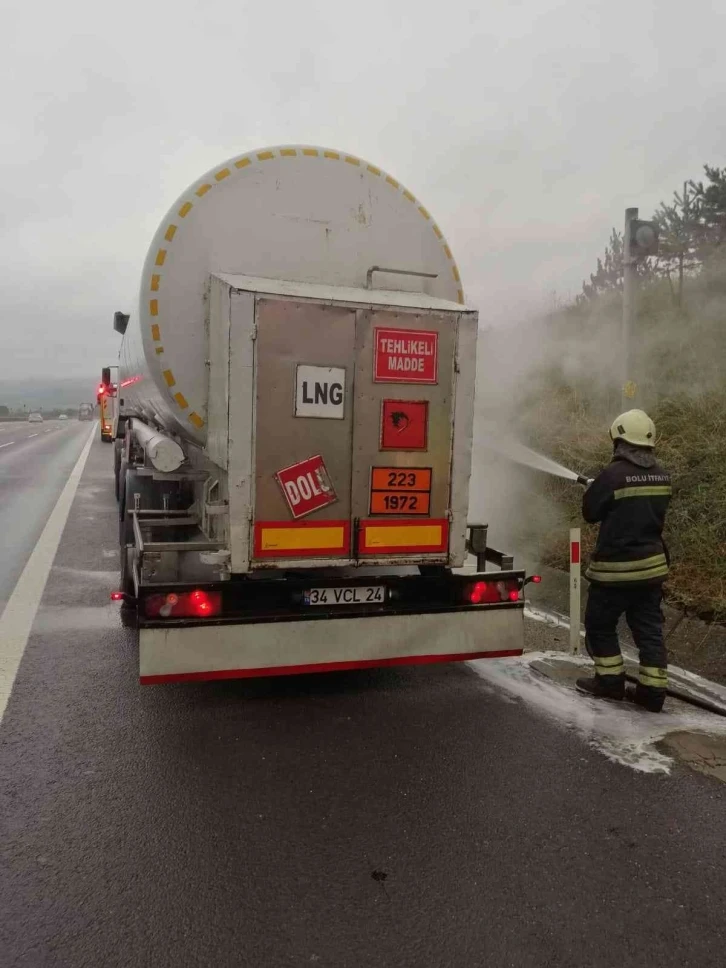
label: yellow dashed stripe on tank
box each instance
[148,144,466,433]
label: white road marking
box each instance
[0,426,95,724]
[44,429,52,433]
[0,442,14,449]
[28,433,39,438]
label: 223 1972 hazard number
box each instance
[369,466,432,516]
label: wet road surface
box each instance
[1,438,725,967]
[0,420,92,610]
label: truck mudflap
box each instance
[139,606,524,684]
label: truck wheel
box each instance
[113,440,123,500]
[118,465,128,541]
[120,542,135,598]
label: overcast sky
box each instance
[1,0,724,381]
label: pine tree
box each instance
[653,184,701,307]
[689,165,726,257]
[578,228,653,304]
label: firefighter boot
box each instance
[576,674,625,701]
[632,683,665,713]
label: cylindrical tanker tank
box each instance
[118,144,465,445]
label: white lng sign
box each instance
[295,365,346,419]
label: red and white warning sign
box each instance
[275,455,337,520]
[374,328,438,384]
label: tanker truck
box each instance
[111,144,529,684]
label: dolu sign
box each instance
[374,327,438,384]
[275,455,337,519]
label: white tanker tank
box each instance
[113,145,527,686]
[119,144,465,443]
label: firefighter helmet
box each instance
[609,410,656,448]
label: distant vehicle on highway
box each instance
[97,367,118,442]
[59,414,68,420]
[78,403,94,421]
[28,412,43,423]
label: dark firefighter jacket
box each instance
[583,444,672,586]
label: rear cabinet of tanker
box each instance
[112,145,526,683]
[215,278,470,570]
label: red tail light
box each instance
[464,580,521,605]
[188,589,215,616]
[464,581,503,605]
[144,589,222,619]
[110,591,124,601]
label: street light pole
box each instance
[622,207,638,410]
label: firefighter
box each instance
[576,410,672,712]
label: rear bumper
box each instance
[139,606,524,683]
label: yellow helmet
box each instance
[610,409,656,448]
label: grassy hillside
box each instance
[513,264,726,621]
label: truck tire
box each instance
[119,542,135,598]
[113,439,123,500]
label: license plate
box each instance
[304,586,385,606]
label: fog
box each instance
[1,0,725,382]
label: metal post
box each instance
[622,207,638,410]
[569,528,581,655]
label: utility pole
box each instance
[621,207,659,410]
[622,207,638,410]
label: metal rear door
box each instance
[252,297,356,563]
[351,308,457,562]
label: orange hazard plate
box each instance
[369,491,430,515]
[370,467,432,492]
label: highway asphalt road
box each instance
[1,436,725,967]
[0,420,91,611]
